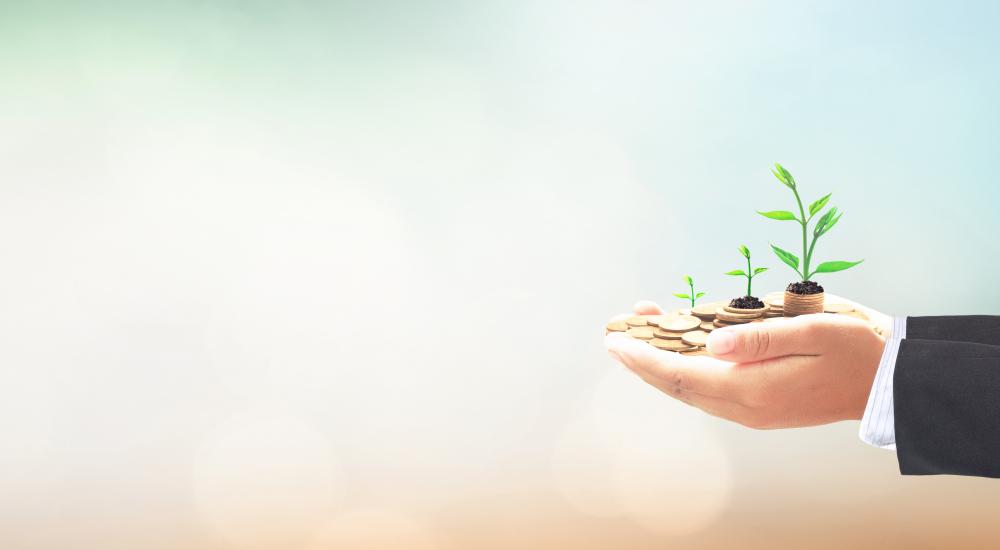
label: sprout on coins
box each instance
[673,275,705,308]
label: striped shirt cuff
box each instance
[858,316,906,450]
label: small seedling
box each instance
[757,163,863,282]
[673,275,705,308]
[724,245,767,297]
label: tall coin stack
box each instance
[781,292,824,317]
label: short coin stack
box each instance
[606,293,884,353]
[713,303,777,327]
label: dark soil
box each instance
[786,280,825,295]
[729,295,765,309]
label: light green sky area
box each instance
[1,0,998,314]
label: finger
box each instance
[604,301,665,330]
[606,312,634,325]
[705,315,826,362]
[606,332,741,399]
[633,300,664,315]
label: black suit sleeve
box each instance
[907,315,1000,346]
[894,338,1000,477]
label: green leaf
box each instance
[757,210,798,221]
[818,211,843,237]
[770,167,789,188]
[673,293,691,299]
[683,275,693,285]
[738,244,750,258]
[808,193,832,217]
[812,260,863,274]
[753,267,769,275]
[695,292,705,298]
[813,207,837,236]
[770,243,800,273]
[774,163,796,188]
[724,269,748,276]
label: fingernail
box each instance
[707,330,736,354]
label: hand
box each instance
[822,292,893,337]
[604,300,887,429]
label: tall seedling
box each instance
[757,164,863,282]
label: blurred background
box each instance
[2,1,999,548]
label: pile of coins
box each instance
[605,313,710,356]
[607,293,882,354]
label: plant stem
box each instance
[746,255,752,296]
[790,186,808,280]
[804,236,819,281]
[689,280,695,307]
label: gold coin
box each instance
[652,327,684,340]
[714,317,748,326]
[656,315,701,332]
[680,349,710,356]
[681,330,709,347]
[651,338,697,351]
[606,320,628,332]
[627,326,655,340]
[625,316,648,327]
[691,303,718,320]
[699,321,715,331]
[647,315,679,328]
[715,311,762,323]
[715,315,763,323]
[825,303,855,314]
[714,306,760,319]
[724,304,768,314]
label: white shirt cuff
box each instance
[858,316,906,450]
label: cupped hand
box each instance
[604,300,886,429]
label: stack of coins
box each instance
[714,304,769,326]
[783,292,825,316]
[605,293,885,353]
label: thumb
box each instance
[706,316,824,362]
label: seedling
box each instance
[724,245,767,298]
[757,163,863,284]
[673,275,704,308]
